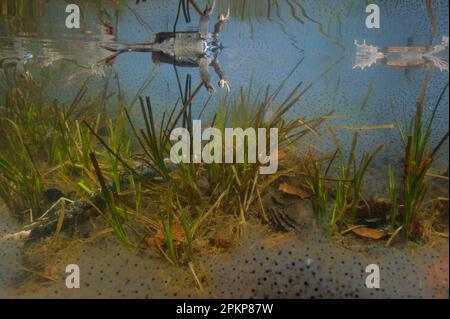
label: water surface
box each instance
[1,0,449,160]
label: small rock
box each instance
[44,188,65,203]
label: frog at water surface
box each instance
[353,36,449,72]
[99,0,231,93]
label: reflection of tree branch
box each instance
[174,0,192,32]
[182,0,191,23]
[425,0,436,38]
[274,0,286,24]
[188,0,204,16]
[285,0,304,24]
[292,0,331,38]
[126,4,154,33]
[267,0,272,21]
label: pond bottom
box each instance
[0,211,448,299]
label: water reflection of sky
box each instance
[0,0,448,161]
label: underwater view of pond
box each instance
[0,0,448,300]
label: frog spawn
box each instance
[1,217,447,298]
[0,212,25,297]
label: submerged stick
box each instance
[386,226,404,247]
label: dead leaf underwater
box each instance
[351,226,387,240]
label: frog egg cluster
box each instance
[198,225,448,298]
[2,217,447,298]
[0,212,24,297]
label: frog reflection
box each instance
[98,0,231,93]
[353,36,449,72]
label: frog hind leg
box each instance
[198,0,216,39]
[213,5,231,38]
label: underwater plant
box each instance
[89,152,133,246]
[393,83,449,238]
[0,118,42,218]
[303,152,331,230]
[304,130,383,235]
[0,77,133,222]
[386,165,398,227]
[83,72,329,263]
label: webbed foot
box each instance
[205,82,215,93]
[218,79,231,93]
[219,6,231,22]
